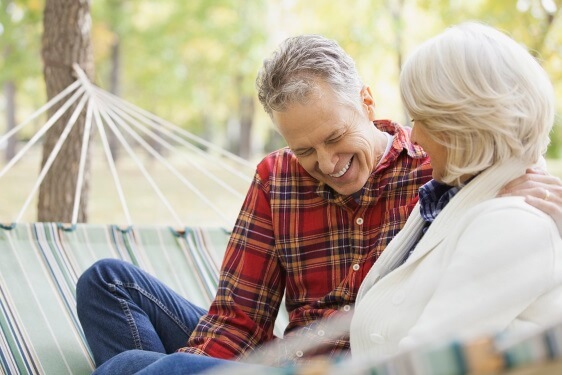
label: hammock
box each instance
[0,66,289,375]
[0,65,258,227]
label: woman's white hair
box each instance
[400,22,555,185]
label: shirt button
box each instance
[343,305,351,312]
[295,350,304,358]
[352,263,360,271]
[370,333,385,344]
[317,330,325,336]
[356,217,364,225]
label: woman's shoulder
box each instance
[470,196,552,222]
[456,196,561,253]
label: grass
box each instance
[2,145,562,228]
[0,144,254,228]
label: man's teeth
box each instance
[330,159,352,178]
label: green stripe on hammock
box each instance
[0,223,230,375]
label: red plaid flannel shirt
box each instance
[178,120,432,362]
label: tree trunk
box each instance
[3,80,17,162]
[39,0,94,223]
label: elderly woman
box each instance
[350,22,562,359]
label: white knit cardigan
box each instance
[350,158,562,359]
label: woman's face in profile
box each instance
[411,120,448,183]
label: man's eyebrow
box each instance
[292,129,343,154]
[325,129,342,140]
[292,146,312,154]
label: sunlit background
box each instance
[0,0,561,225]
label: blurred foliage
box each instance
[0,0,44,137]
[0,0,42,81]
[1,0,561,158]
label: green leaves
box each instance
[2,0,562,157]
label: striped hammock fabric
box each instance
[0,223,233,375]
[3,222,562,375]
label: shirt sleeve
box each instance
[177,164,285,359]
[399,202,561,350]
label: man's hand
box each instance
[499,168,562,236]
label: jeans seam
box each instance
[116,295,144,350]
[114,280,192,336]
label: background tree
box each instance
[0,0,42,162]
[92,0,134,162]
[39,0,94,222]
[101,0,268,159]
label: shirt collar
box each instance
[418,179,462,223]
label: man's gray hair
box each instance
[256,35,364,117]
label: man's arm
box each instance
[178,166,285,359]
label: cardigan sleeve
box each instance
[399,199,562,350]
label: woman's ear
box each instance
[361,86,376,121]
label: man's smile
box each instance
[329,157,353,178]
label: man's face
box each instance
[272,83,382,196]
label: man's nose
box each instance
[317,147,337,174]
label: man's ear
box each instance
[361,86,376,121]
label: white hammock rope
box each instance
[73,66,136,226]
[95,94,185,227]
[1,65,255,227]
[101,104,236,224]
[0,85,86,180]
[92,86,255,170]
[92,88,246,199]
[91,99,133,226]
[0,79,82,145]
[71,99,95,225]
[92,86,254,183]
[15,91,90,223]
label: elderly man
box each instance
[77,34,562,374]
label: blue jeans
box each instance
[76,258,234,374]
[91,350,261,375]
